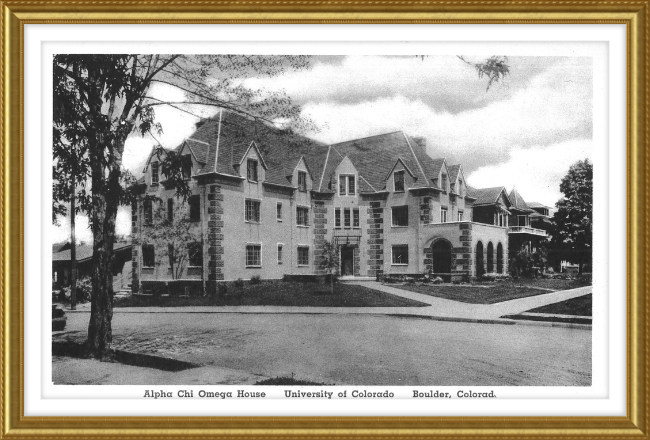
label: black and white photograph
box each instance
[50,52,594,390]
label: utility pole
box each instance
[70,154,77,310]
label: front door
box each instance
[340,246,354,276]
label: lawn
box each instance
[393,282,556,305]
[525,294,592,316]
[474,278,590,291]
[114,281,429,308]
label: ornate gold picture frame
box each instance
[3,1,648,438]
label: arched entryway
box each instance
[487,242,494,273]
[475,241,484,278]
[431,240,452,282]
[497,243,504,274]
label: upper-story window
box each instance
[167,198,174,222]
[392,205,409,227]
[245,199,261,223]
[247,159,258,182]
[182,155,192,180]
[458,211,464,222]
[441,174,448,192]
[189,195,200,222]
[151,162,159,186]
[188,242,202,267]
[297,206,309,227]
[339,175,355,196]
[440,207,448,223]
[298,171,307,192]
[276,202,283,221]
[457,179,464,196]
[394,171,405,192]
[335,208,341,229]
[144,199,153,225]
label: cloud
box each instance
[466,138,593,207]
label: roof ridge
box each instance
[402,132,428,185]
[329,130,403,146]
[317,146,332,192]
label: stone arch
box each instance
[475,241,485,278]
[431,239,452,282]
[487,242,494,273]
[497,242,504,274]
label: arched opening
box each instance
[487,242,494,273]
[497,243,504,274]
[431,240,452,282]
[475,241,484,278]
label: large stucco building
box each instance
[131,110,546,293]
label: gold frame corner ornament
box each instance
[2,1,648,438]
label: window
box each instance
[392,245,409,265]
[298,171,307,192]
[144,199,153,225]
[151,162,159,186]
[518,215,528,227]
[298,247,309,266]
[335,208,341,228]
[189,195,200,222]
[353,208,360,228]
[188,242,202,267]
[441,174,447,192]
[339,175,355,196]
[297,206,309,226]
[458,211,464,222]
[440,207,448,223]
[142,244,155,267]
[276,202,283,221]
[394,171,405,192]
[182,155,192,180]
[247,159,258,182]
[277,244,283,264]
[245,199,261,223]
[167,198,174,222]
[344,208,351,228]
[245,244,261,267]
[391,205,409,227]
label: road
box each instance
[57,312,591,386]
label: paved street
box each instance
[57,311,591,386]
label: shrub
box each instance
[60,277,92,303]
[234,278,244,289]
[217,283,228,296]
[480,273,511,282]
[250,275,262,285]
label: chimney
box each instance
[412,136,427,154]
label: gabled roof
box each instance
[448,164,461,184]
[180,110,327,186]
[238,141,268,170]
[183,139,210,164]
[528,201,551,209]
[468,186,511,206]
[318,131,431,192]
[508,188,535,212]
[384,157,416,181]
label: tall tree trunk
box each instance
[70,157,77,310]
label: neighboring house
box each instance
[527,201,554,233]
[130,110,513,292]
[507,188,548,256]
[52,242,132,290]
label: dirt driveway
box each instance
[57,311,591,386]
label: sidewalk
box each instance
[65,282,592,328]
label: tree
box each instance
[550,159,593,275]
[53,55,313,359]
[139,198,202,281]
[457,56,510,91]
[318,240,340,295]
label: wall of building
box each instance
[471,223,509,277]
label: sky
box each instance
[52,55,593,244]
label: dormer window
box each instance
[298,171,307,192]
[247,159,258,182]
[339,175,356,196]
[394,171,405,192]
[151,162,159,186]
[182,155,192,180]
[441,174,447,192]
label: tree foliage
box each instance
[550,159,593,274]
[318,240,340,295]
[52,54,313,358]
[139,199,202,280]
[457,55,510,91]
